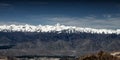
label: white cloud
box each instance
[103,14,111,18]
[0,21,27,25]
[14,14,120,29]
[0,3,12,7]
[43,16,120,29]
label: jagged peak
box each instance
[0,23,120,34]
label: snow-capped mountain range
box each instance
[0,23,120,34]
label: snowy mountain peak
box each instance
[0,24,120,34]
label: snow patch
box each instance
[0,23,120,34]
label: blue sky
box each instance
[0,0,120,29]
